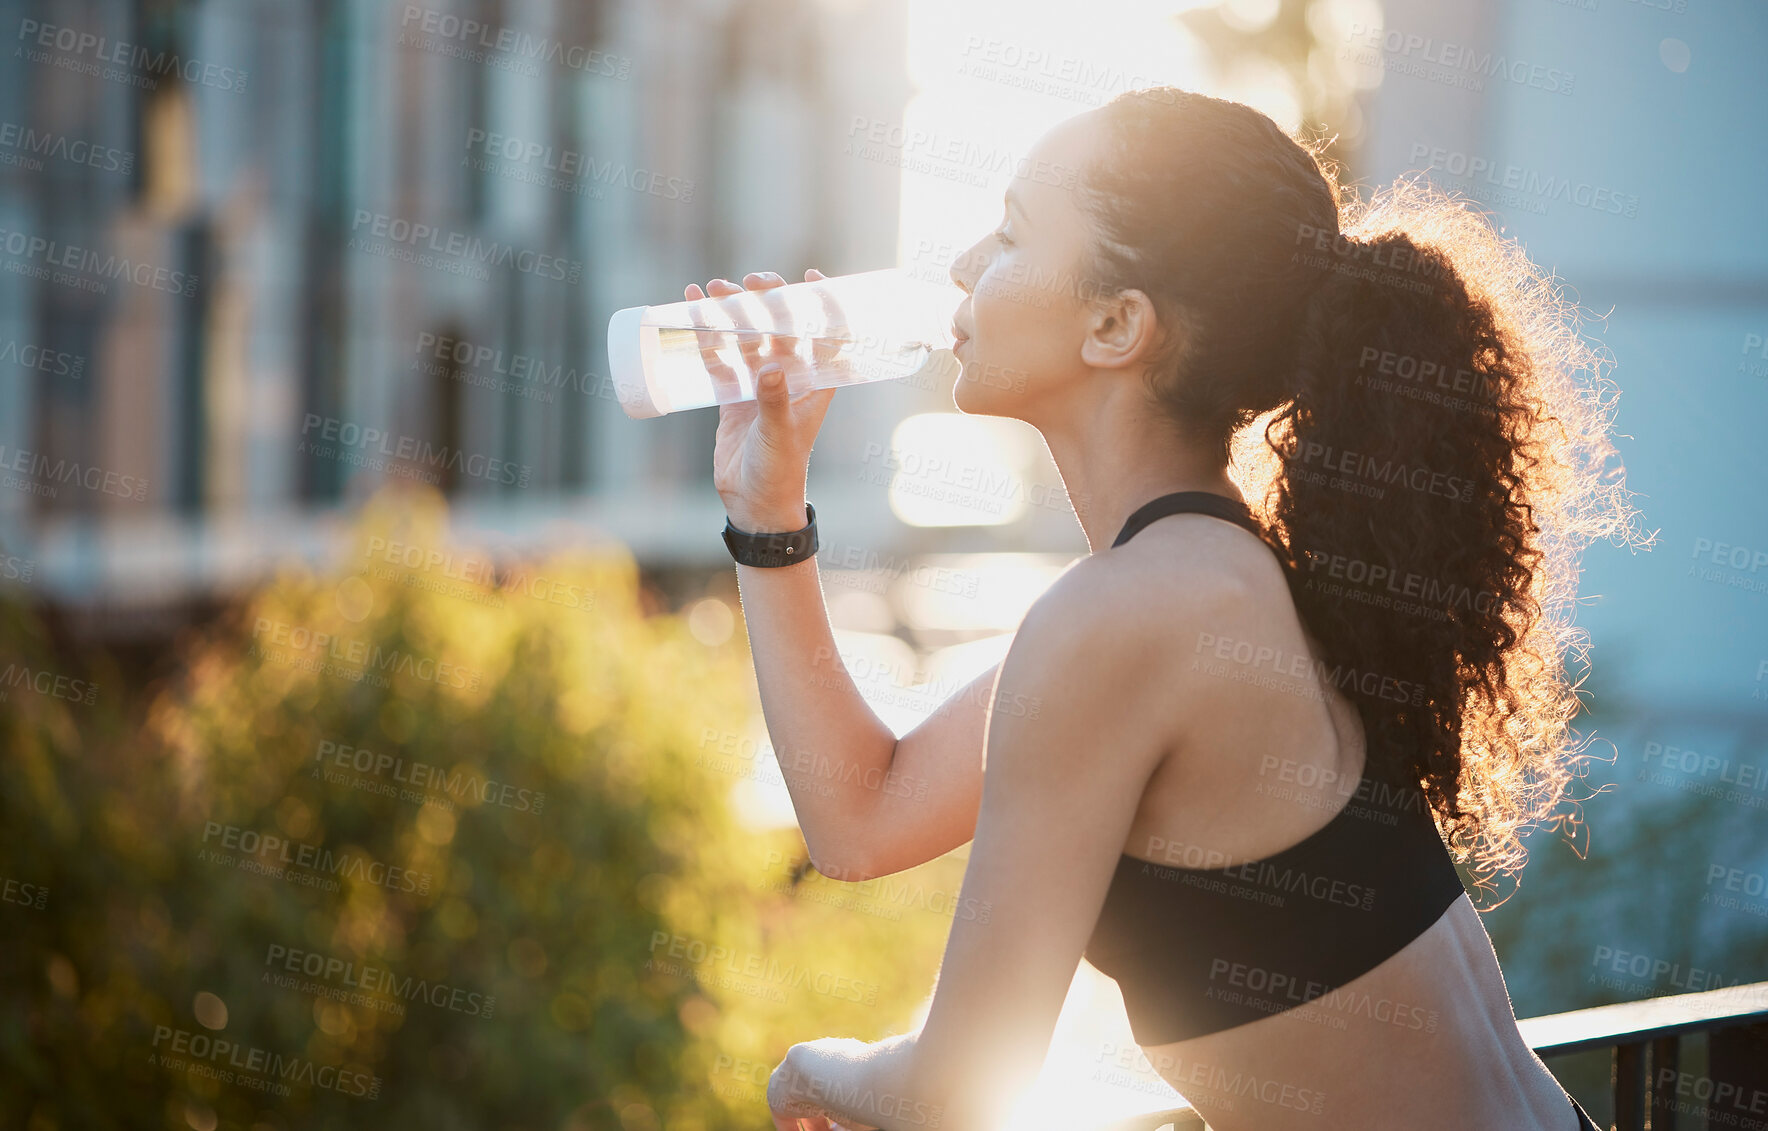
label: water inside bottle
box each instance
[608,267,961,415]
[653,324,942,402]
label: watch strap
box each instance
[722,503,817,567]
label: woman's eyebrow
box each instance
[1005,185,1029,220]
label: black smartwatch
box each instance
[722,503,818,567]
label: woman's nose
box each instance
[949,240,986,293]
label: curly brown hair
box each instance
[1075,87,1650,900]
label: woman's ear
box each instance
[1079,288,1163,370]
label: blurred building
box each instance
[5,0,1762,750]
[0,0,1010,643]
[0,0,1386,656]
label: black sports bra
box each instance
[1082,491,1467,1046]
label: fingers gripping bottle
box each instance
[606,268,963,418]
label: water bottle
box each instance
[606,267,963,418]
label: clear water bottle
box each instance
[606,267,962,418]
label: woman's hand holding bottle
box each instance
[689,269,839,533]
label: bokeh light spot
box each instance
[335,575,375,622]
[193,990,228,1030]
[686,597,735,646]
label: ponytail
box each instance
[1082,88,1648,897]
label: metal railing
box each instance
[1098,980,1768,1131]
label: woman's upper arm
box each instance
[891,561,1179,1124]
[832,658,1001,880]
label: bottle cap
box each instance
[607,305,669,418]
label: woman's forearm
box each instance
[731,540,899,877]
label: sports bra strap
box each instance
[1112,490,1262,549]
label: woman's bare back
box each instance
[1092,514,1579,1131]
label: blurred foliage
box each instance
[1178,0,1366,173]
[0,484,964,1131]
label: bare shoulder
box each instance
[1046,517,1276,626]
[1012,525,1269,689]
[1006,517,1295,716]
[1104,510,1284,588]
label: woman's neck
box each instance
[1036,390,1241,553]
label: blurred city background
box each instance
[1,0,1764,1128]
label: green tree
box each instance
[1,485,962,1130]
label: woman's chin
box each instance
[953,367,1022,419]
[952,372,989,415]
[952,359,999,416]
